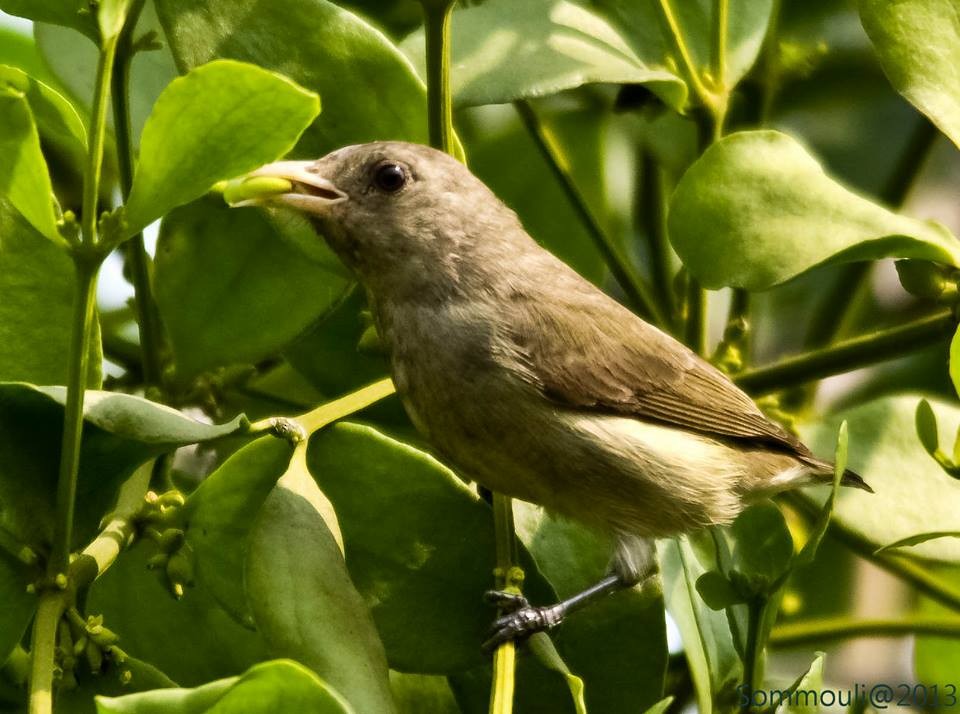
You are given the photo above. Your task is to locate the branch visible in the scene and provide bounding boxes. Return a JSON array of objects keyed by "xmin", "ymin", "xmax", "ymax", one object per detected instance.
[
  {"xmin": 515, "ymin": 100, "xmax": 669, "ymax": 329},
  {"xmin": 734, "ymin": 308, "xmax": 955, "ymax": 394},
  {"xmin": 772, "ymin": 616, "xmax": 960, "ymax": 648},
  {"xmin": 111, "ymin": 0, "xmax": 165, "ymax": 391}
]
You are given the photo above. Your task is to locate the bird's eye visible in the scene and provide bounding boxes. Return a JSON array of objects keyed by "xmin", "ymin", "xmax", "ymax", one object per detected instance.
[{"xmin": 374, "ymin": 163, "xmax": 407, "ymax": 193}]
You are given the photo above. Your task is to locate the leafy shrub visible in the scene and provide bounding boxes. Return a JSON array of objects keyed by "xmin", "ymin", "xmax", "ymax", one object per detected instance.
[{"xmin": 1, "ymin": 0, "xmax": 960, "ymax": 712}]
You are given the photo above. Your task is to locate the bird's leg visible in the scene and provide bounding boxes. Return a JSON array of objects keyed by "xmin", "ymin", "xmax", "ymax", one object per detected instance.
[{"xmin": 482, "ymin": 535, "xmax": 654, "ymax": 652}]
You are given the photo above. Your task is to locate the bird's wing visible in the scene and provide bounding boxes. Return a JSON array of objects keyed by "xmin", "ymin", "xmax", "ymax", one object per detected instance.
[{"xmin": 505, "ymin": 290, "xmax": 812, "ymax": 457}]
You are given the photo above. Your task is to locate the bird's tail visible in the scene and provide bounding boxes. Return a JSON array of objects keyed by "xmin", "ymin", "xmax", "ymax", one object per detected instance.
[
  {"xmin": 798, "ymin": 454, "xmax": 874, "ymax": 493},
  {"xmin": 838, "ymin": 468, "xmax": 873, "ymax": 493}
]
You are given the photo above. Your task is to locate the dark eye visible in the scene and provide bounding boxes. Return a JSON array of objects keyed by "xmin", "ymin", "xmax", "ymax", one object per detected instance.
[{"xmin": 374, "ymin": 163, "xmax": 407, "ymax": 192}]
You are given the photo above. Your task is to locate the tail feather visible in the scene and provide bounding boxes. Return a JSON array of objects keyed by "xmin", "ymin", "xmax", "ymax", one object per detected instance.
[{"xmin": 840, "ymin": 468, "xmax": 873, "ymax": 493}]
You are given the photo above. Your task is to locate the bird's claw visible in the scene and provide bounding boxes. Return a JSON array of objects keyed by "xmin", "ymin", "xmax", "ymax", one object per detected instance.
[
  {"xmin": 482, "ymin": 589, "xmax": 528, "ymax": 611},
  {"xmin": 481, "ymin": 591, "xmax": 565, "ymax": 652}
]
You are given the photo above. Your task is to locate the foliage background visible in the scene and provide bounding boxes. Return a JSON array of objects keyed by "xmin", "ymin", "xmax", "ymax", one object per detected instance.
[{"xmin": 3, "ymin": 0, "xmax": 960, "ymax": 712}]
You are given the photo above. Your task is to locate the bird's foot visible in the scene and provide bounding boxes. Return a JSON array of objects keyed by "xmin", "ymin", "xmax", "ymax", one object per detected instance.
[{"xmin": 481, "ymin": 590, "xmax": 565, "ymax": 652}]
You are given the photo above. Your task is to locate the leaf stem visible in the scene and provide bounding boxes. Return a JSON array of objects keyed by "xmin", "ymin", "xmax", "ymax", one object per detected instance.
[
  {"xmin": 734, "ymin": 308, "xmax": 956, "ymax": 394},
  {"xmin": 423, "ymin": 1, "xmax": 455, "ymax": 154},
  {"xmin": 489, "ymin": 494, "xmax": 518, "ymax": 714},
  {"xmin": 638, "ymin": 149, "xmax": 676, "ymax": 324},
  {"xmin": 111, "ymin": 0, "xmax": 165, "ymax": 390},
  {"xmin": 515, "ymin": 99, "xmax": 668, "ymax": 329},
  {"xmin": 771, "ymin": 616, "xmax": 960, "ymax": 648}
]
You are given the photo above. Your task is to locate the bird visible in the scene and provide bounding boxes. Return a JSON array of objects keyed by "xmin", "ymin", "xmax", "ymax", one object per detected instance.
[{"xmin": 224, "ymin": 141, "xmax": 870, "ymax": 649}]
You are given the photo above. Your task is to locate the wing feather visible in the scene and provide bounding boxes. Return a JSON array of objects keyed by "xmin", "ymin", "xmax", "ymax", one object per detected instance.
[{"xmin": 505, "ymin": 290, "xmax": 813, "ymax": 459}]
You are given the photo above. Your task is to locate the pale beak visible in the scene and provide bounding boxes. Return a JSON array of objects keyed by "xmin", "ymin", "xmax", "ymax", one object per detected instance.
[{"xmin": 221, "ymin": 160, "xmax": 348, "ymax": 212}]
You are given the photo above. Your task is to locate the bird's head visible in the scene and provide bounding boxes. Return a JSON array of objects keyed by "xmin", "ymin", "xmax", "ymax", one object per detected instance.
[{"xmin": 224, "ymin": 141, "xmax": 528, "ymax": 300}]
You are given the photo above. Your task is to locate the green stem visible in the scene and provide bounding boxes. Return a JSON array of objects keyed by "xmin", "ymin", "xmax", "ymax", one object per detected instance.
[
  {"xmin": 803, "ymin": 117, "xmax": 938, "ymax": 350},
  {"xmin": 111, "ymin": 0, "xmax": 164, "ymax": 390},
  {"xmin": 712, "ymin": 0, "xmax": 728, "ymax": 90},
  {"xmin": 489, "ymin": 494, "xmax": 518, "ymax": 714},
  {"xmin": 27, "ymin": 593, "xmax": 65, "ymax": 714},
  {"xmin": 48, "ymin": 261, "xmax": 99, "ymax": 578},
  {"xmin": 771, "ymin": 616, "xmax": 960, "ymax": 648},
  {"xmin": 31, "ymin": 26, "xmax": 120, "ymax": 714},
  {"xmin": 740, "ymin": 598, "xmax": 764, "ymax": 711},
  {"xmin": 79, "ymin": 36, "xmax": 117, "ymax": 248},
  {"xmin": 757, "ymin": 0, "xmax": 782, "ymax": 125},
  {"xmin": 423, "ymin": 2, "xmax": 455, "ymax": 153},
  {"xmin": 685, "ymin": 279, "xmax": 708, "ymax": 356},
  {"xmin": 785, "ymin": 492, "xmax": 960, "ymax": 613},
  {"xmin": 734, "ymin": 308, "xmax": 955, "ymax": 394},
  {"xmin": 515, "ymin": 100, "xmax": 668, "ymax": 329},
  {"xmin": 657, "ymin": 0, "xmax": 718, "ymax": 114},
  {"xmin": 638, "ymin": 149, "xmax": 676, "ymax": 324}
]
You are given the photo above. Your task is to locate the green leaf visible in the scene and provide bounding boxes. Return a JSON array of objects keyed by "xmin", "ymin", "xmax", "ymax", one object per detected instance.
[
  {"xmin": 597, "ymin": 0, "xmax": 775, "ymax": 96},
  {"xmin": 949, "ymin": 327, "xmax": 960, "ymax": 401},
  {"xmin": 95, "ymin": 660, "xmax": 355, "ymax": 714},
  {"xmin": 389, "ymin": 672, "xmax": 460, "ymax": 714},
  {"xmin": 915, "ymin": 566, "xmax": 960, "ymax": 690},
  {"xmin": 668, "ymin": 130, "xmax": 960, "ymax": 290},
  {"xmin": 0, "ymin": 552, "xmax": 35, "ymax": 667},
  {"xmin": 793, "ymin": 423, "xmax": 847, "ymax": 570},
  {"xmin": 246, "ymin": 445, "xmax": 394, "ymax": 714},
  {"xmin": 776, "ymin": 653, "xmax": 824, "ymax": 714},
  {"xmin": 402, "ymin": 0, "xmax": 685, "ymax": 110},
  {"xmin": 88, "ymin": 541, "xmax": 268, "ymax": 687},
  {"xmin": 154, "ymin": 198, "xmax": 349, "ymax": 380},
  {"xmin": 0, "ymin": 200, "xmax": 102, "ymax": 386},
  {"xmin": 155, "ymin": 0, "xmax": 433, "ymax": 158},
  {"xmin": 182, "ymin": 437, "xmax": 295, "ymax": 627},
  {"xmin": 285, "ymin": 287, "xmax": 388, "ymax": 394},
  {"xmin": 728, "ymin": 502, "xmax": 794, "ymax": 591},
  {"xmin": 58, "ymin": 654, "xmax": 178, "ymax": 712},
  {"xmin": 0, "ymin": 382, "xmax": 245, "ymax": 551},
  {"xmin": 876, "ymin": 531, "xmax": 960, "ymax": 554},
  {"xmin": 515, "ymin": 504, "xmax": 668, "ymax": 714},
  {"xmin": 124, "ymin": 59, "xmax": 320, "ymax": 237},
  {"xmin": 799, "ymin": 395, "xmax": 960, "ymax": 563},
  {"xmin": 527, "ymin": 635, "xmax": 587, "ymax": 714},
  {"xmin": 0, "ymin": 89, "xmax": 61, "ymax": 244},
  {"xmin": 917, "ymin": 398, "xmax": 941, "ymax": 454},
  {"xmin": 658, "ymin": 536, "xmax": 742, "ymax": 714},
  {"xmin": 0, "ymin": 0, "xmax": 97, "ymax": 40},
  {"xmin": 696, "ymin": 571, "xmax": 745, "ymax": 611},
  {"xmin": 859, "ymin": 0, "xmax": 960, "ymax": 150},
  {"xmin": 0, "ymin": 64, "xmax": 85, "ymax": 153},
  {"xmin": 306, "ymin": 422, "xmax": 555, "ymax": 674},
  {"xmin": 0, "ymin": 27, "xmax": 60, "ymax": 86},
  {"xmin": 642, "ymin": 697, "xmax": 674, "ymax": 714}
]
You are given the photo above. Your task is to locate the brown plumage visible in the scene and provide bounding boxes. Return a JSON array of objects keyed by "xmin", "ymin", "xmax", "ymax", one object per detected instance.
[{"xmin": 230, "ymin": 142, "xmax": 870, "ymax": 623}]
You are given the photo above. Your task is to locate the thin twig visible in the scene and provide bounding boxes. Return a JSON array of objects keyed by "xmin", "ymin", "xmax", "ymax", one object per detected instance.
[{"xmin": 515, "ymin": 100, "xmax": 668, "ymax": 328}]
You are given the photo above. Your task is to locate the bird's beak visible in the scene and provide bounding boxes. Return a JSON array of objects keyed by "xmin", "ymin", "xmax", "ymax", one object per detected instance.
[{"xmin": 221, "ymin": 160, "xmax": 348, "ymax": 212}]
